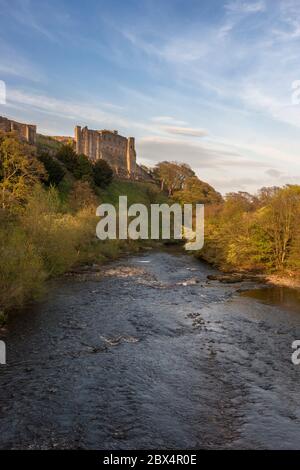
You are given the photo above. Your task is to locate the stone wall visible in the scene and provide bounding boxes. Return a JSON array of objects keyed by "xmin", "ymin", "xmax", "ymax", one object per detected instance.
[
  {"xmin": 75, "ymin": 126, "xmax": 136, "ymax": 177},
  {"xmin": 0, "ymin": 116, "xmax": 36, "ymax": 144}
]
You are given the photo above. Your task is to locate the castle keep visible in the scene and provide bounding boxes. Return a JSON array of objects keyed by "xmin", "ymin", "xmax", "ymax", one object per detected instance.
[
  {"xmin": 0, "ymin": 116, "xmax": 36, "ymax": 145},
  {"xmin": 75, "ymin": 126, "xmax": 136, "ymax": 177}
]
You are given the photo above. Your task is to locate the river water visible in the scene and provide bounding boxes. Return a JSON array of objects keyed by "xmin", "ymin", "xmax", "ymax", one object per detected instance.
[{"xmin": 0, "ymin": 249, "xmax": 300, "ymax": 449}]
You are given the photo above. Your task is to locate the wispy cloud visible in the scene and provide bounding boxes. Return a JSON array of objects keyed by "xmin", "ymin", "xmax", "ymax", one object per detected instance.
[
  {"xmin": 4, "ymin": 87, "xmax": 158, "ymax": 136},
  {"xmin": 265, "ymin": 168, "xmax": 283, "ymax": 178},
  {"xmin": 0, "ymin": 0, "xmax": 72, "ymax": 42},
  {"xmin": 160, "ymin": 126, "xmax": 208, "ymax": 138},
  {"xmin": 151, "ymin": 116, "xmax": 187, "ymax": 125},
  {"xmin": 0, "ymin": 42, "xmax": 43, "ymax": 82},
  {"xmin": 225, "ymin": 0, "xmax": 266, "ymax": 14}
]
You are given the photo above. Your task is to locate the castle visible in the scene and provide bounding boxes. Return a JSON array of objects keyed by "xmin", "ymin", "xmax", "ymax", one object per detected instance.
[
  {"xmin": 0, "ymin": 116, "xmax": 36, "ymax": 145},
  {"xmin": 75, "ymin": 126, "xmax": 136, "ymax": 177},
  {"xmin": 0, "ymin": 115, "xmax": 149, "ymax": 180}
]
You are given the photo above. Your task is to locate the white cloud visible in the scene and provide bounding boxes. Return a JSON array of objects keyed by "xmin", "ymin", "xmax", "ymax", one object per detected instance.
[
  {"xmin": 265, "ymin": 168, "xmax": 283, "ymax": 178},
  {"xmin": 225, "ymin": 0, "xmax": 266, "ymax": 14},
  {"xmin": 151, "ymin": 116, "xmax": 187, "ymax": 125},
  {"xmin": 4, "ymin": 87, "xmax": 158, "ymax": 136},
  {"xmin": 160, "ymin": 126, "xmax": 208, "ymax": 137},
  {"xmin": 139, "ymin": 135, "xmax": 266, "ymax": 168}
]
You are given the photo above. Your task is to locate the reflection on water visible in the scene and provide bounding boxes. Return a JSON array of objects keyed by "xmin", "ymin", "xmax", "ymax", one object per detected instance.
[{"xmin": 242, "ymin": 286, "xmax": 300, "ymax": 312}]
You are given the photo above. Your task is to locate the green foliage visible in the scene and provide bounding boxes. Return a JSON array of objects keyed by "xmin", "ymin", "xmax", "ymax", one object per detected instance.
[
  {"xmin": 199, "ymin": 185, "xmax": 300, "ymax": 275},
  {"xmin": 36, "ymin": 134, "xmax": 63, "ymax": 155},
  {"xmin": 97, "ymin": 180, "xmax": 166, "ymax": 206},
  {"xmin": 20, "ymin": 185, "xmax": 94, "ymax": 276},
  {"xmin": 38, "ymin": 152, "xmax": 65, "ymax": 186},
  {"xmin": 68, "ymin": 180, "xmax": 99, "ymax": 212},
  {"xmin": 0, "ymin": 131, "xmax": 45, "ymax": 209},
  {"xmin": 73, "ymin": 153, "xmax": 93, "ymax": 181},
  {"xmin": 55, "ymin": 144, "xmax": 78, "ymax": 173},
  {"xmin": 154, "ymin": 161, "xmax": 195, "ymax": 196},
  {"xmin": 93, "ymin": 159, "xmax": 113, "ymax": 188},
  {"xmin": 55, "ymin": 145, "xmax": 94, "ymax": 182},
  {"xmin": 0, "ymin": 224, "xmax": 46, "ymax": 312},
  {"xmin": 174, "ymin": 176, "xmax": 223, "ymax": 205}
]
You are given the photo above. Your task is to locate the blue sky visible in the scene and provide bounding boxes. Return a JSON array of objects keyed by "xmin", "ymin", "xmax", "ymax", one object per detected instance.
[{"xmin": 1, "ymin": 0, "xmax": 300, "ymax": 193}]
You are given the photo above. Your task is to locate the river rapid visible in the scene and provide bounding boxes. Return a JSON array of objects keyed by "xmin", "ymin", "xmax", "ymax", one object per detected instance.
[{"xmin": 0, "ymin": 249, "xmax": 300, "ymax": 449}]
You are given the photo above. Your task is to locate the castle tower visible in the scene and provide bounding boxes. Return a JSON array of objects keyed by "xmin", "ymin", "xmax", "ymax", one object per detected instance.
[
  {"xmin": 25, "ymin": 124, "xmax": 36, "ymax": 145},
  {"xmin": 126, "ymin": 137, "xmax": 136, "ymax": 176},
  {"xmin": 84, "ymin": 128, "xmax": 90, "ymax": 157},
  {"xmin": 75, "ymin": 126, "xmax": 82, "ymax": 154},
  {"xmin": 96, "ymin": 133, "xmax": 101, "ymax": 160}
]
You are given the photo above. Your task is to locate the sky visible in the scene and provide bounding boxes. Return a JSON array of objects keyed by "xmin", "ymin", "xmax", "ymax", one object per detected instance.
[{"xmin": 1, "ymin": 0, "xmax": 300, "ymax": 194}]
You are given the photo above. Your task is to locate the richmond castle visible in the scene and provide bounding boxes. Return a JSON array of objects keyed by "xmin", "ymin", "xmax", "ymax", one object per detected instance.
[
  {"xmin": 75, "ymin": 126, "xmax": 137, "ymax": 178},
  {"xmin": 0, "ymin": 116, "xmax": 147, "ymax": 179}
]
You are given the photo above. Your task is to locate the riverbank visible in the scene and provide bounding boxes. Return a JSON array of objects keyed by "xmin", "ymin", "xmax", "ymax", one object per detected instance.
[
  {"xmin": 266, "ymin": 273, "xmax": 300, "ymax": 289},
  {"xmin": 204, "ymin": 271, "xmax": 300, "ymax": 290}
]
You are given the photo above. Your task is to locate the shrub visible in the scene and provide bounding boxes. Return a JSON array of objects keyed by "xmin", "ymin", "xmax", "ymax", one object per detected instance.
[
  {"xmin": 73, "ymin": 153, "xmax": 93, "ymax": 181},
  {"xmin": 38, "ymin": 152, "xmax": 65, "ymax": 186},
  {"xmin": 93, "ymin": 159, "xmax": 113, "ymax": 188},
  {"xmin": 55, "ymin": 144, "xmax": 78, "ymax": 173},
  {"xmin": 0, "ymin": 131, "xmax": 45, "ymax": 209},
  {"xmin": 0, "ymin": 225, "xmax": 46, "ymax": 312},
  {"xmin": 67, "ymin": 180, "xmax": 99, "ymax": 212}
]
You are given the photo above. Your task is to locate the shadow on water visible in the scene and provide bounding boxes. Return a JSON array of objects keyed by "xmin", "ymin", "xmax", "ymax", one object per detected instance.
[{"xmin": 242, "ymin": 286, "xmax": 300, "ymax": 313}]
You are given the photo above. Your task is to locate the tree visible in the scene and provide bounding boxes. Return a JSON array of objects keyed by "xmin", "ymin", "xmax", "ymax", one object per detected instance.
[
  {"xmin": 73, "ymin": 154, "xmax": 93, "ymax": 181},
  {"xmin": 155, "ymin": 161, "xmax": 195, "ymax": 196},
  {"xmin": 55, "ymin": 144, "xmax": 78, "ymax": 173},
  {"xmin": 38, "ymin": 152, "xmax": 65, "ymax": 186},
  {"xmin": 257, "ymin": 186, "xmax": 280, "ymax": 207},
  {"xmin": 93, "ymin": 159, "xmax": 113, "ymax": 188},
  {"xmin": 174, "ymin": 176, "xmax": 223, "ymax": 205},
  {"xmin": 55, "ymin": 145, "xmax": 93, "ymax": 181},
  {"xmin": 0, "ymin": 131, "xmax": 45, "ymax": 209},
  {"xmin": 224, "ymin": 192, "xmax": 258, "ymax": 214},
  {"xmin": 261, "ymin": 185, "xmax": 300, "ymax": 269}
]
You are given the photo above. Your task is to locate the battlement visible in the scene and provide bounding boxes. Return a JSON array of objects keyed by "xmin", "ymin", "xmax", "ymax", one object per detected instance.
[
  {"xmin": 75, "ymin": 126, "xmax": 136, "ymax": 177},
  {"xmin": 0, "ymin": 116, "xmax": 36, "ymax": 145}
]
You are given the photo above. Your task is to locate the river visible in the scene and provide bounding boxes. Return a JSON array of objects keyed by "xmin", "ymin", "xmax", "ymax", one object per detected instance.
[{"xmin": 0, "ymin": 249, "xmax": 300, "ymax": 449}]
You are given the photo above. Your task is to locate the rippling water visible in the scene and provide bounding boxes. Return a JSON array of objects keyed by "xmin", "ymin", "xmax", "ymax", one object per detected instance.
[{"xmin": 0, "ymin": 250, "xmax": 300, "ymax": 449}]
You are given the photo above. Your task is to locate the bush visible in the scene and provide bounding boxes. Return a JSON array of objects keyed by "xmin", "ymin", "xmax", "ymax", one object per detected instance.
[
  {"xmin": 55, "ymin": 145, "xmax": 93, "ymax": 181},
  {"xmin": 68, "ymin": 180, "xmax": 99, "ymax": 212},
  {"xmin": 73, "ymin": 153, "xmax": 93, "ymax": 181},
  {"xmin": 55, "ymin": 144, "xmax": 78, "ymax": 172},
  {"xmin": 93, "ymin": 159, "xmax": 113, "ymax": 188},
  {"xmin": 0, "ymin": 225, "xmax": 46, "ymax": 312},
  {"xmin": 0, "ymin": 131, "xmax": 45, "ymax": 209},
  {"xmin": 20, "ymin": 185, "xmax": 90, "ymax": 275},
  {"xmin": 38, "ymin": 152, "xmax": 65, "ymax": 186}
]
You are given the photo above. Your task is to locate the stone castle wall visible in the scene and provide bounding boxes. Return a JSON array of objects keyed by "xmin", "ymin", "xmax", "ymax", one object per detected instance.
[
  {"xmin": 75, "ymin": 126, "xmax": 136, "ymax": 177},
  {"xmin": 0, "ymin": 116, "xmax": 36, "ymax": 145}
]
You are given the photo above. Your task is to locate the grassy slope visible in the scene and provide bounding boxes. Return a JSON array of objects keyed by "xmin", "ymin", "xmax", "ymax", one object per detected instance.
[{"xmin": 97, "ymin": 179, "xmax": 167, "ymax": 206}]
